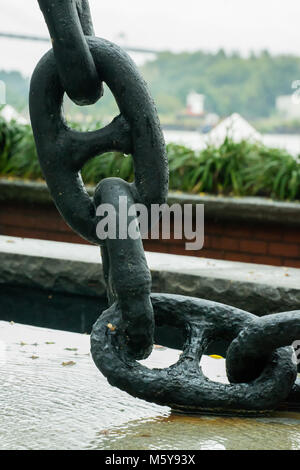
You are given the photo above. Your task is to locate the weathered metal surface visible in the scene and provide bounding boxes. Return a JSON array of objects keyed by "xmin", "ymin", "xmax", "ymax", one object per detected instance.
[
  {"xmin": 30, "ymin": 38, "xmax": 168, "ymax": 245},
  {"xmin": 91, "ymin": 294, "xmax": 300, "ymax": 414},
  {"xmin": 37, "ymin": 0, "xmax": 101, "ymax": 105},
  {"xmin": 30, "ymin": 2, "xmax": 168, "ymax": 359},
  {"xmin": 29, "ymin": 0, "xmax": 300, "ymax": 415}
]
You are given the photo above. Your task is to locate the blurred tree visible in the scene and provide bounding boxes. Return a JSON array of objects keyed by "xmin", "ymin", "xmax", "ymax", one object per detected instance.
[{"xmin": 3, "ymin": 49, "xmax": 300, "ymax": 120}]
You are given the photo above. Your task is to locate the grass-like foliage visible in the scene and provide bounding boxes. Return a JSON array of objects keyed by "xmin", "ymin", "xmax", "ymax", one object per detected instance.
[{"xmin": 0, "ymin": 117, "xmax": 300, "ymax": 202}]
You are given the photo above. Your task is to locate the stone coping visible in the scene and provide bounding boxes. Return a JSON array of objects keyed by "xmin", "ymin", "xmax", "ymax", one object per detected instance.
[
  {"xmin": 1, "ymin": 177, "xmax": 300, "ymax": 226},
  {"xmin": 1, "ymin": 235, "xmax": 300, "ymax": 316}
]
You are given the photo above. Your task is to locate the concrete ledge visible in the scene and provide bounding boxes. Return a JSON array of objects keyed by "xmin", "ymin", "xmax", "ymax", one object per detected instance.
[
  {"xmin": 0, "ymin": 178, "xmax": 53, "ymax": 205},
  {"xmin": 1, "ymin": 177, "xmax": 300, "ymax": 226},
  {"xmin": 168, "ymin": 192, "xmax": 300, "ymax": 226},
  {"xmin": 1, "ymin": 236, "xmax": 300, "ymax": 315}
]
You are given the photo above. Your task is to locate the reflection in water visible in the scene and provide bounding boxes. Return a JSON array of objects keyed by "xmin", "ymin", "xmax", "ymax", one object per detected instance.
[
  {"xmin": 1, "ymin": 321, "xmax": 300, "ymax": 450},
  {"xmin": 92, "ymin": 413, "xmax": 300, "ymax": 450}
]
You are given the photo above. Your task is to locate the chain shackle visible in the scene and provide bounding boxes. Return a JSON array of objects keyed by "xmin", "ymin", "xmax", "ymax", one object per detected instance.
[
  {"xmin": 37, "ymin": 0, "xmax": 102, "ymax": 105},
  {"xmin": 91, "ymin": 295, "xmax": 300, "ymax": 415}
]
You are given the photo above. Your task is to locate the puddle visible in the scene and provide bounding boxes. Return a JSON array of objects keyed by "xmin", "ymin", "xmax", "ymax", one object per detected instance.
[{"xmin": 0, "ymin": 321, "xmax": 299, "ymax": 450}]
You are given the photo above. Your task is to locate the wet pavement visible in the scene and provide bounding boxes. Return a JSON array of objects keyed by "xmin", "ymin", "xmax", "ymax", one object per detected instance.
[{"xmin": 0, "ymin": 321, "xmax": 299, "ymax": 450}]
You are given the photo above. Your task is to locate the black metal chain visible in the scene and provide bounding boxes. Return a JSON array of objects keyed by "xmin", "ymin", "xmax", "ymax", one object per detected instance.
[
  {"xmin": 31, "ymin": 0, "xmax": 168, "ymax": 360},
  {"xmin": 91, "ymin": 295, "xmax": 300, "ymax": 414},
  {"xmin": 37, "ymin": 0, "xmax": 101, "ymax": 105},
  {"xmin": 30, "ymin": 0, "xmax": 300, "ymax": 415}
]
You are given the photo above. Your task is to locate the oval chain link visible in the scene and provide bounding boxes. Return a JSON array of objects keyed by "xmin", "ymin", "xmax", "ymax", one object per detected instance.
[
  {"xmin": 31, "ymin": 0, "xmax": 300, "ymax": 414},
  {"xmin": 38, "ymin": 0, "xmax": 102, "ymax": 105}
]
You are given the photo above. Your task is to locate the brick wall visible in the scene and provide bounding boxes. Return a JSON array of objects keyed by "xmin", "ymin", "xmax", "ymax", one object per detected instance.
[{"xmin": 1, "ymin": 200, "xmax": 300, "ymax": 268}]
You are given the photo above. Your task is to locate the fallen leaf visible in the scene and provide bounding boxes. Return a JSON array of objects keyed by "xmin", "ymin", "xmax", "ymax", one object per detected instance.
[{"xmin": 61, "ymin": 361, "xmax": 76, "ymax": 367}]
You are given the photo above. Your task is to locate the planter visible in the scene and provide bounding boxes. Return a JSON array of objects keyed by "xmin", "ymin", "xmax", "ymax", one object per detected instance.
[{"xmin": 0, "ymin": 177, "xmax": 300, "ymax": 268}]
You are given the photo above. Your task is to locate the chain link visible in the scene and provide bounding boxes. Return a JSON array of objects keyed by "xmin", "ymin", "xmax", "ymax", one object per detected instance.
[
  {"xmin": 91, "ymin": 295, "xmax": 300, "ymax": 414},
  {"xmin": 30, "ymin": 6, "xmax": 168, "ymax": 358},
  {"xmin": 31, "ymin": 0, "xmax": 300, "ymax": 414},
  {"xmin": 37, "ymin": 0, "xmax": 102, "ymax": 105}
]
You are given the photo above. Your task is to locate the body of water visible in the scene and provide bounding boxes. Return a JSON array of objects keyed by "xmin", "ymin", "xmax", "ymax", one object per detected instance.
[{"xmin": 164, "ymin": 129, "xmax": 300, "ymax": 156}]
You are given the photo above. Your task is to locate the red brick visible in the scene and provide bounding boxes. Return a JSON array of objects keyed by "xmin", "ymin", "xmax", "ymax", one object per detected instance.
[
  {"xmin": 211, "ymin": 236, "xmax": 240, "ymax": 251},
  {"xmin": 282, "ymin": 231, "xmax": 300, "ymax": 243},
  {"xmin": 198, "ymin": 249, "xmax": 225, "ymax": 260},
  {"xmin": 204, "ymin": 222, "xmax": 225, "ymax": 235},
  {"xmin": 252, "ymin": 226, "xmax": 282, "ymax": 242},
  {"xmin": 230, "ymin": 226, "xmax": 253, "ymax": 238},
  {"xmin": 1, "ymin": 206, "xmax": 69, "ymax": 233},
  {"xmin": 2, "ymin": 200, "xmax": 300, "ymax": 269},
  {"xmin": 143, "ymin": 241, "xmax": 170, "ymax": 253},
  {"xmin": 2, "ymin": 226, "xmax": 86, "ymax": 244},
  {"xmin": 251, "ymin": 255, "xmax": 282, "ymax": 267},
  {"xmin": 163, "ymin": 247, "xmax": 224, "ymax": 259},
  {"xmin": 283, "ymin": 259, "xmax": 300, "ymax": 268},
  {"xmin": 224, "ymin": 252, "xmax": 253, "ymax": 263},
  {"xmin": 203, "ymin": 235, "xmax": 211, "ymax": 248},
  {"xmin": 205, "ymin": 222, "xmax": 252, "ymax": 238},
  {"xmin": 268, "ymin": 242, "xmax": 299, "ymax": 258},
  {"xmin": 239, "ymin": 239, "xmax": 267, "ymax": 254},
  {"xmin": 159, "ymin": 244, "xmax": 187, "ymax": 256}
]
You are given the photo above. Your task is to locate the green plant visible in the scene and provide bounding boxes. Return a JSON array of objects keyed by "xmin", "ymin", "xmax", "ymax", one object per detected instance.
[
  {"xmin": 0, "ymin": 117, "xmax": 31, "ymax": 175},
  {"xmin": 0, "ymin": 119, "xmax": 300, "ymax": 202},
  {"xmin": 81, "ymin": 152, "xmax": 134, "ymax": 185},
  {"xmin": 0, "ymin": 122, "xmax": 40, "ymax": 179},
  {"xmin": 242, "ymin": 146, "xmax": 300, "ymax": 200}
]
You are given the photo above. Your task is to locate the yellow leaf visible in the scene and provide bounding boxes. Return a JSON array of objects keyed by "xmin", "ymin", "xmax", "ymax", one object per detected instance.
[{"xmin": 107, "ymin": 323, "xmax": 116, "ymax": 332}]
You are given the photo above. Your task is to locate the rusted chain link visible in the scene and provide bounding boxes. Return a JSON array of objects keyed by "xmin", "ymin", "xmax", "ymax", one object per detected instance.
[{"xmin": 31, "ymin": 0, "xmax": 300, "ymax": 414}]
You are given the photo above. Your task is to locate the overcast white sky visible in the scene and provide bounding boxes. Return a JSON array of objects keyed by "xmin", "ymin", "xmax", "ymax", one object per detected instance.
[{"xmin": 0, "ymin": 0, "xmax": 299, "ymax": 76}]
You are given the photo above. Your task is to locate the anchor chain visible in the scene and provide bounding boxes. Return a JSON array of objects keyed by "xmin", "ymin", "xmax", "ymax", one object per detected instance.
[
  {"xmin": 30, "ymin": 0, "xmax": 300, "ymax": 415},
  {"xmin": 37, "ymin": 0, "xmax": 101, "ymax": 105}
]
